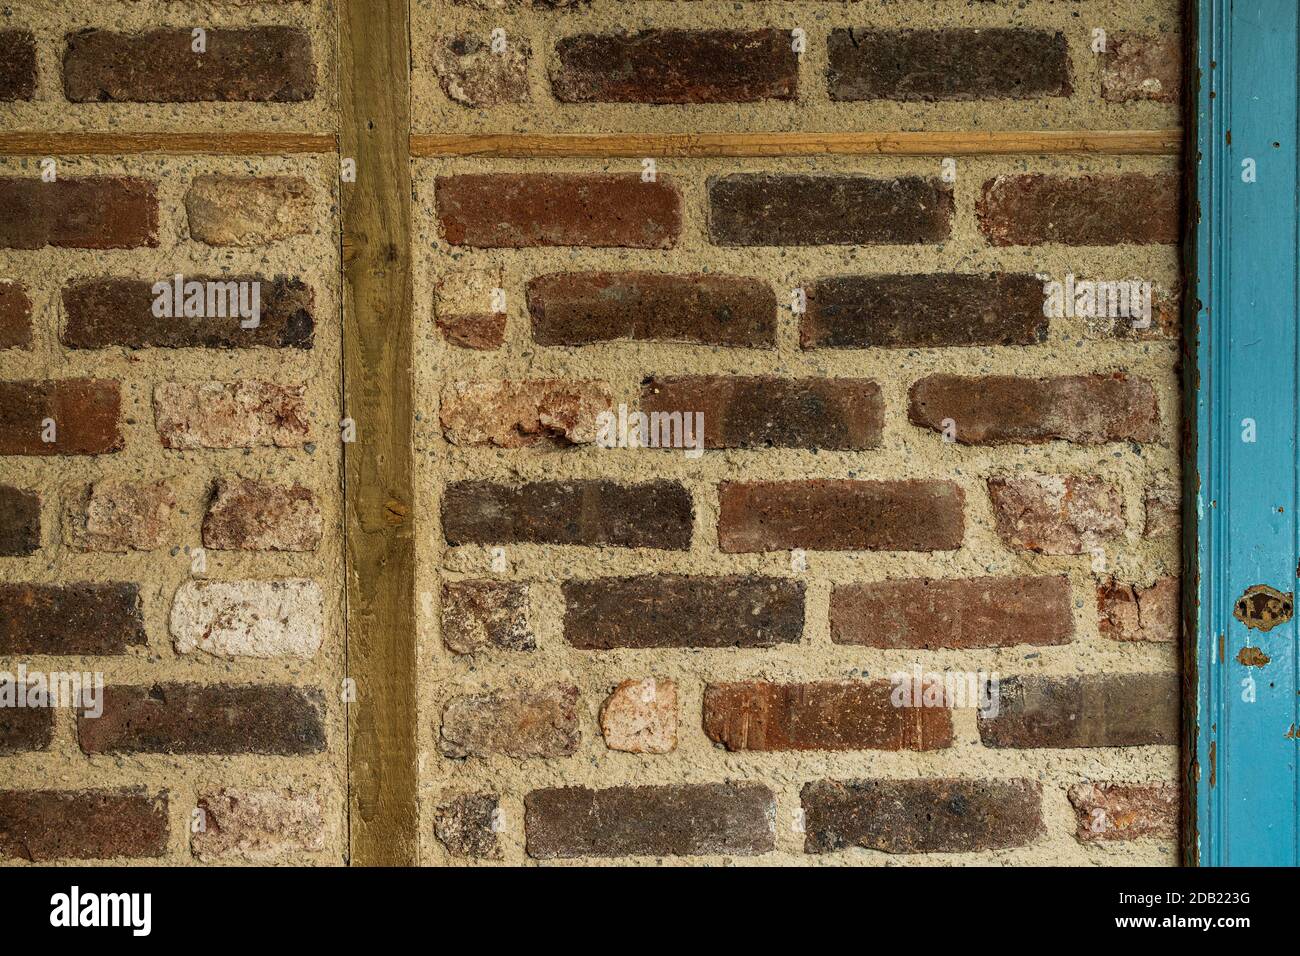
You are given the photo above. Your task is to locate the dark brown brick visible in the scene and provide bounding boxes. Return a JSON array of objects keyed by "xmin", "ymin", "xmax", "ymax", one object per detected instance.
[
  {"xmin": 802, "ymin": 779, "xmax": 1044, "ymax": 854},
  {"xmin": 831, "ymin": 576, "xmax": 1074, "ymax": 649},
  {"xmin": 0, "ymin": 709, "xmax": 53, "ymax": 754},
  {"xmin": 908, "ymin": 373, "xmax": 1160, "ymax": 444},
  {"xmin": 0, "ymin": 379, "xmax": 123, "ymax": 455},
  {"xmin": 528, "ymin": 272, "xmax": 776, "ymax": 347},
  {"xmin": 552, "ymin": 29, "xmax": 797, "ymax": 104},
  {"xmin": 703, "ymin": 680, "xmax": 953, "ymax": 752},
  {"xmin": 78, "ymin": 684, "xmax": 326, "ymax": 755},
  {"xmin": 564, "ymin": 575, "xmax": 803, "ymax": 649},
  {"xmin": 438, "ymin": 174, "xmax": 681, "ymax": 248},
  {"xmin": 978, "ymin": 173, "xmax": 1179, "ymax": 246},
  {"xmin": 62, "ymin": 276, "xmax": 314, "ymax": 349},
  {"xmin": 978, "ymin": 674, "xmax": 1178, "ymax": 748},
  {"xmin": 719, "ymin": 480, "xmax": 964, "ymax": 552},
  {"xmin": 0, "ymin": 789, "xmax": 168, "ymax": 861},
  {"xmin": 525, "ymin": 783, "xmax": 776, "ymax": 858},
  {"xmin": 442, "ymin": 480, "xmax": 693, "ymax": 549},
  {"xmin": 641, "ymin": 376, "xmax": 882, "ymax": 450},
  {"xmin": 63, "ymin": 27, "xmax": 316, "ymax": 102},
  {"xmin": 0, "ymin": 486, "xmax": 40, "ymax": 556},
  {"xmin": 0, "ymin": 30, "xmax": 36, "ymax": 101},
  {"xmin": 709, "ymin": 175, "xmax": 953, "ymax": 246},
  {"xmin": 0, "ymin": 178, "xmax": 158, "ymax": 250},
  {"xmin": 802, "ymin": 273, "xmax": 1047, "ymax": 349},
  {"xmin": 828, "ymin": 28, "xmax": 1070, "ymax": 101},
  {"xmin": 0, "ymin": 583, "xmax": 145, "ymax": 654},
  {"xmin": 0, "ymin": 282, "xmax": 32, "ymax": 349}
]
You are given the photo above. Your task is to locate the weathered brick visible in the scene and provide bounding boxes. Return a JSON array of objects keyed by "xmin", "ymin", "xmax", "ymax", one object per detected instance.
[
  {"xmin": 202, "ymin": 478, "xmax": 322, "ymax": 551},
  {"xmin": 435, "ymin": 270, "xmax": 506, "ymax": 349},
  {"xmin": 528, "ymin": 272, "xmax": 776, "ymax": 347},
  {"xmin": 802, "ymin": 779, "xmax": 1043, "ymax": 854},
  {"xmin": 62, "ymin": 276, "xmax": 314, "ymax": 349},
  {"xmin": 0, "ymin": 790, "xmax": 168, "ymax": 861},
  {"xmin": 1101, "ymin": 34, "xmax": 1181, "ymax": 103},
  {"xmin": 434, "ymin": 792, "xmax": 502, "ymax": 859},
  {"xmin": 525, "ymin": 783, "xmax": 775, "ymax": 858},
  {"xmin": 719, "ymin": 480, "xmax": 964, "ymax": 552},
  {"xmin": 191, "ymin": 788, "xmax": 325, "ymax": 862},
  {"xmin": 978, "ymin": 674, "xmax": 1178, "ymax": 748},
  {"xmin": 0, "ymin": 177, "xmax": 157, "ymax": 250},
  {"xmin": 154, "ymin": 380, "xmax": 309, "ymax": 449},
  {"xmin": 63, "ymin": 27, "xmax": 316, "ymax": 102},
  {"xmin": 0, "ymin": 486, "xmax": 40, "ymax": 556},
  {"xmin": 442, "ymin": 580, "xmax": 534, "ymax": 654},
  {"xmin": 803, "ymin": 273, "xmax": 1046, "ymax": 349},
  {"xmin": 0, "ymin": 281, "xmax": 31, "ymax": 349},
  {"xmin": 438, "ymin": 312, "xmax": 506, "ymax": 349},
  {"xmin": 552, "ymin": 29, "xmax": 797, "ymax": 104},
  {"xmin": 831, "ymin": 576, "xmax": 1074, "ymax": 649},
  {"xmin": 0, "ymin": 583, "xmax": 145, "ymax": 654},
  {"xmin": 703, "ymin": 680, "xmax": 952, "ymax": 752},
  {"xmin": 601, "ymin": 678, "xmax": 677, "ymax": 754},
  {"xmin": 433, "ymin": 34, "xmax": 529, "ymax": 107},
  {"xmin": 1068, "ymin": 782, "xmax": 1178, "ymax": 843},
  {"xmin": 978, "ymin": 173, "xmax": 1179, "ymax": 246},
  {"xmin": 184, "ymin": 176, "xmax": 315, "ymax": 247},
  {"xmin": 171, "ymin": 579, "xmax": 323, "ymax": 659},
  {"xmin": 1097, "ymin": 576, "xmax": 1179, "ymax": 643},
  {"xmin": 563, "ymin": 575, "xmax": 803, "ymax": 649},
  {"xmin": 441, "ymin": 379, "xmax": 612, "ymax": 447},
  {"xmin": 65, "ymin": 480, "xmax": 176, "ymax": 552},
  {"xmin": 443, "ymin": 480, "xmax": 693, "ymax": 549},
  {"xmin": 828, "ymin": 28, "xmax": 1070, "ymax": 101},
  {"xmin": 1144, "ymin": 484, "xmax": 1179, "ymax": 538},
  {"xmin": 79, "ymin": 684, "xmax": 326, "ymax": 755},
  {"xmin": 909, "ymin": 374, "xmax": 1160, "ymax": 444},
  {"xmin": 709, "ymin": 175, "xmax": 953, "ymax": 246},
  {"xmin": 440, "ymin": 683, "xmax": 579, "ymax": 759},
  {"xmin": 438, "ymin": 174, "xmax": 681, "ymax": 248},
  {"xmin": 641, "ymin": 376, "xmax": 882, "ymax": 450},
  {"xmin": 0, "ymin": 379, "xmax": 122, "ymax": 455},
  {"xmin": 0, "ymin": 30, "xmax": 36, "ymax": 101},
  {"xmin": 988, "ymin": 474, "xmax": 1125, "ymax": 555},
  {"xmin": 0, "ymin": 709, "xmax": 54, "ymax": 754}
]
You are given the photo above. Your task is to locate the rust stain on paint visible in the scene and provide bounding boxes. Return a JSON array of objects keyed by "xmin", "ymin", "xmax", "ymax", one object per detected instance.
[
  {"xmin": 1236, "ymin": 646, "xmax": 1270, "ymax": 667},
  {"xmin": 1233, "ymin": 585, "xmax": 1294, "ymax": 632}
]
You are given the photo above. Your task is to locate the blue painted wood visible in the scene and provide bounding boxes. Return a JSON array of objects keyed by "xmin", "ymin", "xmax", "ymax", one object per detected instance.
[{"xmin": 1193, "ymin": 0, "xmax": 1300, "ymax": 866}]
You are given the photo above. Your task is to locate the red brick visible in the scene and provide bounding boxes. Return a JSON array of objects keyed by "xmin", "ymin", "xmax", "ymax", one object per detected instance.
[
  {"xmin": 703, "ymin": 680, "xmax": 953, "ymax": 752},
  {"xmin": 908, "ymin": 373, "xmax": 1160, "ymax": 444},
  {"xmin": 439, "ymin": 683, "xmax": 579, "ymax": 759},
  {"xmin": 601, "ymin": 678, "xmax": 677, "ymax": 754},
  {"xmin": 0, "ymin": 178, "xmax": 158, "ymax": 250},
  {"xmin": 719, "ymin": 480, "xmax": 963, "ymax": 552},
  {"xmin": 0, "ymin": 379, "xmax": 122, "ymax": 455},
  {"xmin": 1068, "ymin": 782, "xmax": 1178, "ymax": 843},
  {"xmin": 641, "ymin": 376, "xmax": 882, "ymax": 450},
  {"xmin": 525, "ymin": 783, "xmax": 775, "ymax": 858},
  {"xmin": 803, "ymin": 273, "xmax": 1046, "ymax": 349},
  {"xmin": 65, "ymin": 480, "xmax": 176, "ymax": 552},
  {"xmin": 709, "ymin": 175, "xmax": 953, "ymax": 246},
  {"xmin": 552, "ymin": 29, "xmax": 797, "ymax": 104},
  {"xmin": 978, "ymin": 674, "xmax": 1178, "ymax": 748},
  {"xmin": 0, "ymin": 583, "xmax": 145, "ymax": 654},
  {"xmin": 437, "ymin": 312, "xmax": 506, "ymax": 349},
  {"xmin": 1097, "ymin": 576, "xmax": 1179, "ymax": 643},
  {"xmin": 63, "ymin": 27, "xmax": 316, "ymax": 102},
  {"xmin": 978, "ymin": 173, "xmax": 1179, "ymax": 246},
  {"xmin": 0, "ymin": 282, "xmax": 31, "ymax": 349},
  {"xmin": 437, "ymin": 174, "xmax": 681, "ymax": 248},
  {"xmin": 443, "ymin": 480, "xmax": 693, "ymax": 549},
  {"xmin": 802, "ymin": 779, "xmax": 1043, "ymax": 854},
  {"xmin": 1101, "ymin": 34, "xmax": 1181, "ymax": 104},
  {"xmin": 563, "ymin": 575, "xmax": 803, "ymax": 649},
  {"xmin": 0, "ymin": 485, "xmax": 40, "ymax": 556},
  {"xmin": 828, "ymin": 29, "xmax": 1070, "ymax": 101},
  {"xmin": 0, "ymin": 31, "xmax": 36, "ymax": 101},
  {"xmin": 0, "ymin": 789, "xmax": 168, "ymax": 861},
  {"xmin": 202, "ymin": 478, "xmax": 322, "ymax": 551},
  {"xmin": 154, "ymin": 380, "xmax": 309, "ymax": 449},
  {"xmin": 528, "ymin": 272, "xmax": 776, "ymax": 347},
  {"xmin": 988, "ymin": 474, "xmax": 1125, "ymax": 555},
  {"xmin": 62, "ymin": 276, "xmax": 314, "ymax": 349},
  {"xmin": 0, "ymin": 709, "xmax": 53, "ymax": 754},
  {"xmin": 78, "ymin": 684, "xmax": 327, "ymax": 755},
  {"xmin": 440, "ymin": 379, "xmax": 612, "ymax": 447},
  {"xmin": 830, "ymin": 576, "xmax": 1074, "ymax": 649}
]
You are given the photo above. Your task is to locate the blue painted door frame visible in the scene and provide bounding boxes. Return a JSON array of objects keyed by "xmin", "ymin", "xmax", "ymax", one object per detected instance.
[{"xmin": 1190, "ymin": 0, "xmax": 1300, "ymax": 865}]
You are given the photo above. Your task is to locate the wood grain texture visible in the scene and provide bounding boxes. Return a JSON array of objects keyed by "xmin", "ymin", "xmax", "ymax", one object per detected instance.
[
  {"xmin": 0, "ymin": 132, "xmax": 335, "ymax": 155},
  {"xmin": 340, "ymin": 0, "xmax": 418, "ymax": 866}
]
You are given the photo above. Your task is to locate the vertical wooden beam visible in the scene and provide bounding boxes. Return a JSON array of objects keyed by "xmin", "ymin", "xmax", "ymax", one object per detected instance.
[{"xmin": 339, "ymin": 0, "xmax": 418, "ymax": 865}]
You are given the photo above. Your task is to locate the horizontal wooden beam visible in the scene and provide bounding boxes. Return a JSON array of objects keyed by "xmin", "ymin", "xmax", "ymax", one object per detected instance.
[
  {"xmin": 0, "ymin": 132, "xmax": 336, "ymax": 155},
  {"xmin": 411, "ymin": 129, "xmax": 1181, "ymax": 158}
]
